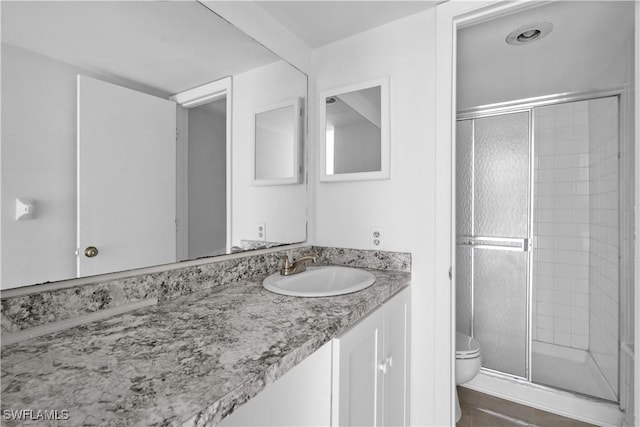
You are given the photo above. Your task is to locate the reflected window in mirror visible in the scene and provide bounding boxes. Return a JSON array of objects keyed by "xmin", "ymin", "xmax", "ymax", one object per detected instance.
[
  {"xmin": 320, "ymin": 77, "xmax": 389, "ymax": 182},
  {"xmin": 253, "ymin": 98, "xmax": 301, "ymax": 185}
]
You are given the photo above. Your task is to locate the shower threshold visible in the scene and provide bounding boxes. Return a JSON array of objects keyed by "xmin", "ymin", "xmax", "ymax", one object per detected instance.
[{"xmin": 531, "ymin": 340, "xmax": 617, "ymax": 402}]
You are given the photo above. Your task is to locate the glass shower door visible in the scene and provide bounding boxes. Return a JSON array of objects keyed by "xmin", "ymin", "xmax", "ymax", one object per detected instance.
[{"xmin": 456, "ymin": 111, "xmax": 532, "ymax": 379}]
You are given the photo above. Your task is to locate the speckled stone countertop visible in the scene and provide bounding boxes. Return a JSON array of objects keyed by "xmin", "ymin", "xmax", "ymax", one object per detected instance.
[{"xmin": 1, "ymin": 267, "xmax": 410, "ymax": 427}]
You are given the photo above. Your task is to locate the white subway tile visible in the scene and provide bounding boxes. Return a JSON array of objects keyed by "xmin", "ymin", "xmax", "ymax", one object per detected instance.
[
  {"xmin": 556, "ymin": 317, "xmax": 571, "ymax": 332},
  {"xmin": 571, "ymin": 334, "xmax": 589, "ymax": 350},
  {"xmin": 537, "ymin": 329, "xmax": 554, "ymax": 343},
  {"xmin": 554, "ymin": 304, "xmax": 572, "ymax": 319},
  {"xmin": 554, "ymin": 331, "xmax": 572, "ymax": 346},
  {"xmin": 556, "ymin": 103, "xmax": 574, "ymax": 114},
  {"xmin": 537, "ymin": 315, "xmax": 554, "ymax": 330},
  {"xmin": 538, "ymin": 301, "xmax": 554, "ymax": 317}
]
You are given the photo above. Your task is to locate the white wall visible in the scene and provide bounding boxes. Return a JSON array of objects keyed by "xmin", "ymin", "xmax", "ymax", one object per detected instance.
[
  {"xmin": 333, "ymin": 121, "xmax": 381, "ymax": 174},
  {"xmin": 188, "ymin": 100, "xmax": 227, "ymax": 258},
  {"xmin": 232, "ymin": 60, "xmax": 306, "ymax": 247},
  {"xmin": 311, "ymin": 10, "xmax": 440, "ymax": 425},
  {"xmin": 2, "ymin": 44, "xmax": 79, "ymax": 288},
  {"xmin": 622, "ymin": 22, "xmax": 636, "ymax": 424},
  {"xmin": 202, "ymin": 1, "xmax": 311, "ymax": 75}
]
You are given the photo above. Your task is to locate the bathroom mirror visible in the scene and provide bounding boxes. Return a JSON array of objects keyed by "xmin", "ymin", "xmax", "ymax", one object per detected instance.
[
  {"xmin": 1, "ymin": 1, "xmax": 307, "ymax": 290},
  {"xmin": 253, "ymin": 98, "xmax": 302, "ymax": 185},
  {"xmin": 319, "ymin": 77, "xmax": 390, "ymax": 182}
]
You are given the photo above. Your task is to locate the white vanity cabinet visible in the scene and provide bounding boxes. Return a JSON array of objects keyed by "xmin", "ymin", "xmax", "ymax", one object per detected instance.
[
  {"xmin": 332, "ymin": 286, "xmax": 410, "ymax": 427},
  {"xmin": 220, "ymin": 286, "xmax": 410, "ymax": 427},
  {"xmin": 219, "ymin": 341, "xmax": 333, "ymax": 427},
  {"xmin": 382, "ymin": 286, "xmax": 411, "ymax": 427}
]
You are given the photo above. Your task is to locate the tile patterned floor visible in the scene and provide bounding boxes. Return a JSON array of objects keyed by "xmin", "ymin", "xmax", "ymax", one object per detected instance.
[{"xmin": 457, "ymin": 387, "xmax": 598, "ymax": 427}]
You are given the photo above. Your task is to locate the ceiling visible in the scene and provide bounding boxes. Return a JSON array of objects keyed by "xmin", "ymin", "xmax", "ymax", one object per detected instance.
[
  {"xmin": 457, "ymin": 1, "xmax": 635, "ymax": 109},
  {"xmin": 1, "ymin": 1, "xmax": 278, "ymax": 97},
  {"xmin": 255, "ymin": 1, "xmax": 439, "ymax": 48}
]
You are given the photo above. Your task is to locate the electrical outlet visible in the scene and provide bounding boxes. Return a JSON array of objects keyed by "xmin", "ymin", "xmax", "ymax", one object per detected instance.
[
  {"xmin": 256, "ymin": 223, "xmax": 266, "ymax": 242},
  {"xmin": 370, "ymin": 227, "xmax": 383, "ymax": 250}
]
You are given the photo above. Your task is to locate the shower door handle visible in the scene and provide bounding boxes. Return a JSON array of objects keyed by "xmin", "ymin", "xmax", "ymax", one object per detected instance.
[{"xmin": 456, "ymin": 236, "xmax": 529, "ymax": 252}]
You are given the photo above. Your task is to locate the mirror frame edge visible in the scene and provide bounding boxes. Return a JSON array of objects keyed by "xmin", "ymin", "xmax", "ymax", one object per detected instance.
[
  {"xmin": 0, "ymin": 241, "xmax": 310, "ymax": 299},
  {"xmin": 318, "ymin": 75, "xmax": 390, "ymax": 183}
]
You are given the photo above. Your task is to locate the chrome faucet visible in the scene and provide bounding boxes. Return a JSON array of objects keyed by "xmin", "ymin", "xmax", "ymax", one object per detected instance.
[{"xmin": 280, "ymin": 251, "xmax": 319, "ymax": 276}]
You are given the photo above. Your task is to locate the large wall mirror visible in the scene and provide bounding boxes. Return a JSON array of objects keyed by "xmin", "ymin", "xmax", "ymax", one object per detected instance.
[
  {"xmin": 1, "ymin": 1, "xmax": 307, "ymax": 290},
  {"xmin": 319, "ymin": 77, "xmax": 390, "ymax": 182}
]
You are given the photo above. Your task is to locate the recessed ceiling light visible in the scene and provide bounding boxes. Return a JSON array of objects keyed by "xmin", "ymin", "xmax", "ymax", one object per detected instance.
[{"xmin": 506, "ymin": 22, "xmax": 553, "ymax": 45}]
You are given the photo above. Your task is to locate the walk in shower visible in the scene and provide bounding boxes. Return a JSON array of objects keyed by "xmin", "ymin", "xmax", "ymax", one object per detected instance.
[
  {"xmin": 456, "ymin": 92, "xmax": 624, "ymax": 403},
  {"xmin": 454, "ymin": 1, "xmax": 635, "ymax": 424}
]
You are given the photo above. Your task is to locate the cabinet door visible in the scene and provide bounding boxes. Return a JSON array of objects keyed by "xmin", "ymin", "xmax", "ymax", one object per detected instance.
[
  {"xmin": 383, "ymin": 287, "xmax": 410, "ymax": 427},
  {"xmin": 332, "ymin": 307, "xmax": 384, "ymax": 427}
]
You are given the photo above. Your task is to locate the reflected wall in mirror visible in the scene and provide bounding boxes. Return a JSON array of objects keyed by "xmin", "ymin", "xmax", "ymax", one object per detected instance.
[
  {"xmin": 254, "ymin": 98, "xmax": 302, "ymax": 185},
  {"xmin": 320, "ymin": 77, "xmax": 390, "ymax": 182},
  {"xmin": 1, "ymin": 1, "xmax": 307, "ymax": 290}
]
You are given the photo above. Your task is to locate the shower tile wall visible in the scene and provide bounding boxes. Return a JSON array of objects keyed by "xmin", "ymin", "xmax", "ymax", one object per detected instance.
[
  {"xmin": 532, "ymin": 101, "xmax": 590, "ymax": 350},
  {"xmin": 587, "ymin": 97, "xmax": 619, "ymax": 395}
]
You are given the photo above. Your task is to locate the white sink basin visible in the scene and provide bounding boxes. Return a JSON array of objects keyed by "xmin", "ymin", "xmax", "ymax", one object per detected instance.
[{"xmin": 262, "ymin": 266, "xmax": 376, "ymax": 297}]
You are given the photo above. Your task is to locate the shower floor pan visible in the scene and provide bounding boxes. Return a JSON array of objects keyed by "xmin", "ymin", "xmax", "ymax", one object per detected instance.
[{"xmin": 531, "ymin": 340, "xmax": 617, "ymax": 402}]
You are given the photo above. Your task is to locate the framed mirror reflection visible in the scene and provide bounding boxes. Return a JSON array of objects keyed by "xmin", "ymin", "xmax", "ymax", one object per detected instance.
[
  {"xmin": 253, "ymin": 98, "xmax": 302, "ymax": 186},
  {"xmin": 1, "ymin": 1, "xmax": 308, "ymax": 290},
  {"xmin": 319, "ymin": 76, "xmax": 390, "ymax": 182}
]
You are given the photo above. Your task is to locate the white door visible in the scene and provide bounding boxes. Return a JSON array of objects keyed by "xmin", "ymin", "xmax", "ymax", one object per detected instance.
[
  {"xmin": 333, "ymin": 307, "xmax": 384, "ymax": 426},
  {"xmin": 77, "ymin": 75, "xmax": 176, "ymax": 277}
]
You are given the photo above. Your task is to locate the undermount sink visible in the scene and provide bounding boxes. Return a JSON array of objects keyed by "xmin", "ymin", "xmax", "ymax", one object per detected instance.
[{"xmin": 262, "ymin": 266, "xmax": 376, "ymax": 297}]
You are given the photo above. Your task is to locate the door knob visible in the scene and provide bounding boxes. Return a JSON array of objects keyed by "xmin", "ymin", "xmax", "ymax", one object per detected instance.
[{"xmin": 84, "ymin": 246, "xmax": 99, "ymax": 258}]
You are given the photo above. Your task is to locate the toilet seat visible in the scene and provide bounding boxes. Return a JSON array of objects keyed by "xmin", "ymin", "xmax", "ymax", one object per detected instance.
[{"xmin": 456, "ymin": 332, "xmax": 480, "ymax": 359}]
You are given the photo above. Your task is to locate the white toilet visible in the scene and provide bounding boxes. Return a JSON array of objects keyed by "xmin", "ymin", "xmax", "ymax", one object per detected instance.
[{"xmin": 455, "ymin": 332, "xmax": 482, "ymax": 422}]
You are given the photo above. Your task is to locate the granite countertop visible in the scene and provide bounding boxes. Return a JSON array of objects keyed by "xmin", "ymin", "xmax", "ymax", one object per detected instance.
[{"xmin": 1, "ymin": 267, "xmax": 410, "ymax": 427}]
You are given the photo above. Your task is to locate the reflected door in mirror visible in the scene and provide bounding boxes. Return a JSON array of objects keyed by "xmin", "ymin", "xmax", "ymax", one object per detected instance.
[{"xmin": 77, "ymin": 75, "xmax": 177, "ymax": 277}]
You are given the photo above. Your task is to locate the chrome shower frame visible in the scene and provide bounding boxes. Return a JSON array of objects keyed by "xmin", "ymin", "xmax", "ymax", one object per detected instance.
[{"xmin": 456, "ymin": 87, "xmax": 624, "ymax": 398}]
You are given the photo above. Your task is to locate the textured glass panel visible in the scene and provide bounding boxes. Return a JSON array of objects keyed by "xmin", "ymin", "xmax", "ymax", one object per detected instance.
[
  {"xmin": 456, "ymin": 119, "xmax": 473, "ymax": 236},
  {"xmin": 474, "ymin": 249, "xmax": 528, "ymax": 378},
  {"xmin": 474, "ymin": 112, "xmax": 529, "ymax": 238},
  {"xmin": 456, "ymin": 246, "xmax": 472, "ymax": 336}
]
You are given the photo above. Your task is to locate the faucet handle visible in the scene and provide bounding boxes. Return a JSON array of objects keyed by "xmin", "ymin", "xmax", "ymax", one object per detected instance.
[
  {"xmin": 280, "ymin": 254, "xmax": 293, "ymax": 276},
  {"xmin": 301, "ymin": 250, "xmax": 319, "ymax": 260},
  {"xmin": 280, "ymin": 255, "xmax": 293, "ymax": 273}
]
